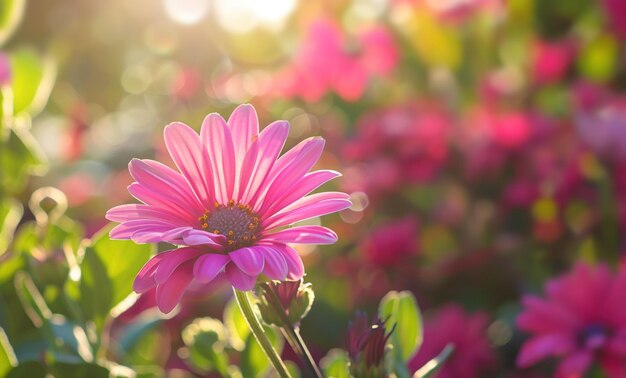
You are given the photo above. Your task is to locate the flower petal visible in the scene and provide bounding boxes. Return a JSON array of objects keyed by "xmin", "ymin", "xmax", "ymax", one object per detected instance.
[
  {"xmin": 274, "ymin": 244, "xmax": 304, "ymax": 280},
  {"xmin": 260, "ymin": 170, "xmax": 340, "ymax": 217},
  {"xmin": 516, "ymin": 334, "xmax": 575, "ymax": 368},
  {"xmin": 127, "ymin": 183, "xmax": 195, "ymax": 223},
  {"xmin": 229, "ymin": 247, "xmax": 264, "ymax": 276},
  {"xmin": 201, "ymin": 113, "xmax": 236, "ymax": 204},
  {"xmin": 258, "ymin": 245, "xmax": 288, "ymax": 280},
  {"xmin": 239, "ymin": 121, "xmax": 289, "ymax": 204},
  {"xmin": 264, "ymin": 193, "xmax": 351, "ymax": 229},
  {"xmin": 155, "ymin": 247, "xmax": 203, "ymax": 284},
  {"xmin": 264, "ymin": 226, "xmax": 338, "ymax": 244},
  {"xmin": 156, "ymin": 260, "xmax": 195, "ymax": 313},
  {"xmin": 556, "ymin": 350, "xmax": 592, "ymax": 377},
  {"xmin": 164, "ymin": 122, "xmax": 215, "ymax": 204},
  {"xmin": 129, "ymin": 159, "xmax": 203, "ymax": 213},
  {"xmin": 182, "ymin": 229, "xmax": 226, "ymax": 247},
  {"xmin": 106, "ymin": 204, "xmax": 188, "ymax": 225},
  {"xmin": 193, "ymin": 254, "xmax": 231, "ymax": 283},
  {"xmin": 133, "ymin": 251, "xmax": 171, "ymax": 293},
  {"xmin": 225, "ymin": 262, "xmax": 257, "ymax": 291},
  {"xmin": 228, "ymin": 104, "xmax": 259, "ymax": 166},
  {"xmin": 251, "ymin": 137, "xmax": 325, "ymax": 211}
]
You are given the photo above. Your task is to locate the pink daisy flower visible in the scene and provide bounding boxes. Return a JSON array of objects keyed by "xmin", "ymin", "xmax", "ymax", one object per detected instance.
[
  {"xmin": 517, "ymin": 263, "xmax": 626, "ymax": 377},
  {"xmin": 106, "ymin": 104, "xmax": 351, "ymax": 313}
]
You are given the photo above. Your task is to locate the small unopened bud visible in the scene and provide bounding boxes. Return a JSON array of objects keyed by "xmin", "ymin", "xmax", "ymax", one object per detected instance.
[
  {"xmin": 346, "ymin": 312, "xmax": 394, "ymax": 378},
  {"xmin": 257, "ymin": 279, "xmax": 314, "ymax": 327}
]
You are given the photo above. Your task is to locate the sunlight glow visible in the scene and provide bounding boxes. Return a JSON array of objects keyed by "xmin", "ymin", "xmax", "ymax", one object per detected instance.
[
  {"xmin": 214, "ymin": 0, "xmax": 297, "ymax": 33},
  {"xmin": 164, "ymin": 0, "xmax": 210, "ymax": 25}
]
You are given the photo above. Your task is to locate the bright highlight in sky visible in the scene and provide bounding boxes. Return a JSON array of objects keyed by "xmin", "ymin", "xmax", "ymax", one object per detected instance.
[
  {"xmin": 214, "ymin": 0, "xmax": 297, "ymax": 33},
  {"xmin": 164, "ymin": 0, "xmax": 210, "ymax": 25}
]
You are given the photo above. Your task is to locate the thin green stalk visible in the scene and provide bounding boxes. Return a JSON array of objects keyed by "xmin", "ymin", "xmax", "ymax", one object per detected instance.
[
  {"xmin": 261, "ymin": 283, "xmax": 323, "ymax": 378},
  {"xmin": 234, "ymin": 288, "xmax": 291, "ymax": 378}
]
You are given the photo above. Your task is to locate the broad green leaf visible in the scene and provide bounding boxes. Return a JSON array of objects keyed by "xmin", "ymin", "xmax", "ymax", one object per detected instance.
[
  {"xmin": 0, "ymin": 197, "xmax": 22, "ymax": 255},
  {"xmin": 0, "ymin": 327, "xmax": 17, "ymax": 376},
  {"xmin": 79, "ymin": 224, "xmax": 153, "ymax": 330},
  {"xmin": 6, "ymin": 361, "xmax": 46, "ymax": 378},
  {"xmin": 182, "ymin": 317, "xmax": 230, "ymax": 375},
  {"xmin": 49, "ymin": 362, "xmax": 110, "ymax": 378},
  {"xmin": 224, "ymin": 297, "xmax": 249, "ymax": 351},
  {"xmin": 379, "ymin": 291, "xmax": 423, "ymax": 362},
  {"xmin": 413, "ymin": 344, "xmax": 454, "ymax": 378},
  {"xmin": 0, "ymin": 126, "xmax": 47, "ymax": 193},
  {"xmin": 240, "ymin": 326, "xmax": 283, "ymax": 378},
  {"xmin": 0, "ymin": 0, "xmax": 25, "ymax": 46},
  {"xmin": 90, "ymin": 225, "xmax": 153, "ymax": 306},
  {"xmin": 320, "ymin": 349, "xmax": 350, "ymax": 378},
  {"xmin": 3, "ymin": 48, "xmax": 56, "ymax": 116}
]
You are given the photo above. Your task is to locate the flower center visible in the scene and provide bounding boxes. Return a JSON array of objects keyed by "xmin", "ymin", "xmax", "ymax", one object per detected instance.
[
  {"xmin": 580, "ymin": 324, "xmax": 609, "ymax": 350},
  {"xmin": 198, "ymin": 200, "xmax": 260, "ymax": 251}
]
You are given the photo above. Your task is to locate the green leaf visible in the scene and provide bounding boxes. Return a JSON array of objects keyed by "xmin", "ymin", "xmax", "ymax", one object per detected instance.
[
  {"xmin": 182, "ymin": 317, "xmax": 230, "ymax": 375},
  {"xmin": 0, "ymin": 197, "xmax": 22, "ymax": 255},
  {"xmin": 90, "ymin": 225, "xmax": 154, "ymax": 307},
  {"xmin": 14, "ymin": 271, "xmax": 52, "ymax": 326},
  {"xmin": 3, "ymin": 48, "xmax": 56, "ymax": 116},
  {"xmin": 0, "ymin": 0, "xmax": 26, "ymax": 46},
  {"xmin": 0, "ymin": 126, "xmax": 48, "ymax": 193},
  {"xmin": 78, "ymin": 225, "xmax": 153, "ymax": 330},
  {"xmin": 240, "ymin": 326, "xmax": 283, "ymax": 378},
  {"xmin": 224, "ymin": 297, "xmax": 249, "ymax": 351},
  {"xmin": 320, "ymin": 349, "xmax": 350, "ymax": 378},
  {"xmin": 0, "ymin": 327, "xmax": 17, "ymax": 376},
  {"xmin": 379, "ymin": 291, "xmax": 423, "ymax": 362},
  {"xmin": 413, "ymin": 344, "xmax": 454, "ymax": 378},
  {"xmin": 6, "ymin": 361, "xmax": 46, "ymax": 378},
  {"xmin": 49, "ymin": 362, "xmax": 110, "ymax": 378}
]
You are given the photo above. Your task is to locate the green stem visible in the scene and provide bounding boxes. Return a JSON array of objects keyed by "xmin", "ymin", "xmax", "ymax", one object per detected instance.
[
  {"xmin": 261, "ymin": 283, "xmax": 323, "ymax": 378},
  {"xmin": 234, "ymin": 288, "xmax": 291, "ymax": 378}
]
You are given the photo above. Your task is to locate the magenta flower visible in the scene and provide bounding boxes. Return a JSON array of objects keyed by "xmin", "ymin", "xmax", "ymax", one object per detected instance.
[
  {"xmin": 106, "ymin": 104, "xmax": 351, "ymax": 313},
  {"xmin": 409, "ymin": 305, "xmax": 495, "ymax": 378},
  {"xmin": 360, "ymin": 216, "xmax": 418, "ymax": 267},
  {"xmin": 275, "ymin": 18, "xmax": 398, "ymax": 102},
  {"xmin": 517, "ymin": 263, "xmax": 626, "ymax": 377},
  {"xmin": 532, "ymin": 39, "xmax": 575, "ymax": 85}
]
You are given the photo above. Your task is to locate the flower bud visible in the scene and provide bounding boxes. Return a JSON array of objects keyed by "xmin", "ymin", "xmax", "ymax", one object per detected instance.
[
  {"xmin": 257, "ymin": 279, "xmax": 314, "ymax": 327},
  {"xmin": 346, "ymin": 312, "xmax": 393, "ymax": 378}
]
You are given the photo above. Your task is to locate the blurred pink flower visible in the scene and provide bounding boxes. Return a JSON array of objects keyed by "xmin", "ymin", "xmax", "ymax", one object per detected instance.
[
  {"xmin": 360, "ymin": 217, "xmax": 418, "ymax": 267},
  {"xmin": 574, "ymin": 85, "xmax": 626, "ymax": 161},
  {"xmin": 409, "ymin": 304, "xmax": 495, "ymax": 378},
  {"xmin": 517, "ymin": 263, "xmax": 626, "ymax": 377},
  {"xmin": 0, "ymin": 52, "xmax": 10, "ymax": 86},
  {"xmin": 106, "ymin": 104, "xmax": 350, "ymax": 313},
  {"xmin": 532, "ymin": 39, "xmax": 575, "ymax": 85},
  {"xmin": 603, "ymin": 0, "xmax": 626, "ymax": 39},
  {"xmin": 276, "ymin": 18, "xmax": 399, "ymax": 102},
  {"xmin": 421, "ymin": 0, "xmax": 504, "ymax": 23},
  {"xmin": 342, "ymin": 103, "xmax": 450, "ymax": 197}
]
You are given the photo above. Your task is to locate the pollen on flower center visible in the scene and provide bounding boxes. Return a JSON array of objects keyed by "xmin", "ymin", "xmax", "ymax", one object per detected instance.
[{"xmin": 198, "ymin": 200, "xmax": 260, "ymax": 250}]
